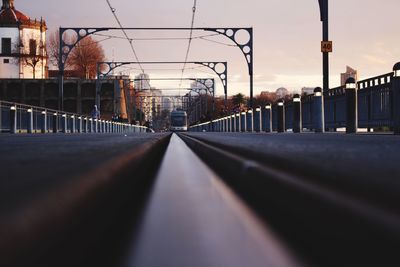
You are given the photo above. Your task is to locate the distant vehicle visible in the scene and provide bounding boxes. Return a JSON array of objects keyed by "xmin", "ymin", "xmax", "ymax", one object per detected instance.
[{"xmin": 170, "ymin": 110, "xmax": 188, "ymax": 132}]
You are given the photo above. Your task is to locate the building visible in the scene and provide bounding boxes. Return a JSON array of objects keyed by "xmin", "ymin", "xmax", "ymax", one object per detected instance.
[
  {"xmin": 301, "ymin": 87, "xmax": 315, "ymax": 96},
  {"xmin": 341, "ymin": 66, "xmax": 358, "ymax": 86},
  {"xmin": 0, "ymin": 78, "xmax": 121, "ymax": 118},
  {"xmin": 0, "ymin": 0, "xmax": 47, "ymax": 79},
  {"xmin": 134, "ymin": 73, "xmax": 151, "ymax": 90},
  {"xmin": 133, "ymin": 73, "xmax": 165, "ymax": 121}
]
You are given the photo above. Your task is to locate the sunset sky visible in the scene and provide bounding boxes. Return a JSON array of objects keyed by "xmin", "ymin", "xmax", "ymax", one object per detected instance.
[{"xmin": 17, "ymin": 0, "xmax": 400, "ymax": 96}]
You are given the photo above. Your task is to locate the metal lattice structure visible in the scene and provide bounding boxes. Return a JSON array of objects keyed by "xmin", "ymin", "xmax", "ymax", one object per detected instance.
[
  {"xmin": 95, "ymin": 61, "xmax": 223, "ymax": 108},
  {"xmin": 58, "ymin": 27, "xmax": 253, "ymax": 109}
]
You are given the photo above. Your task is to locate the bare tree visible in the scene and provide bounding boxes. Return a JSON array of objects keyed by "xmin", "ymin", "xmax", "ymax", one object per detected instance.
[
  {"xmin": 69, "ymin": 36, "xmax": 105, "ymax": 79},
  {"xmin": 47, "ymin": 29, "xmax": 71, "ymax": 70},
  {"xmin": 20, "ymin": 34, "xmax": 47, "ymax": 79},
  {"xmin": 47, "ymin": 30, "xmax": 105, "ymax": 78}
]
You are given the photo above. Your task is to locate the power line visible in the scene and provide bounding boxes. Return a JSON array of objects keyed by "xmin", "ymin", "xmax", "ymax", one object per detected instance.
[
  {"xmin": 105, "ymin": 0, "xmax": 145, "ymax": 73},
  {"xmin": 93, "ymin": 32, "xmax": 220, "ymax": 42},
  {"xmin": 179, "ymin": 0, "xmax": 198, "ymax": 89}
]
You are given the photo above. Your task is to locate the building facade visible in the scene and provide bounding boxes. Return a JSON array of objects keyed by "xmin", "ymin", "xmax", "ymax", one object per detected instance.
[
  {"xmin": 0, "ymin": 0, "xmax": 47, "ymax": 79},
  {"xmin": 341, "ymin": 66, "xmax": 358, "ymax": 86}
]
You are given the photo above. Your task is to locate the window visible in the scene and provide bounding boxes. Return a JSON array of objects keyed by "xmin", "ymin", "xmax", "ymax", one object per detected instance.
[
  {"xmin": 3, "ymin": 59, "xmax": 9, "ymax": 64},
  {"xmin": 29, "ymin": 39, "xmax": 37, "ymax": 55},
  {"xmin": 2, "ymin": 38, "xmax": 11, "ymax": 54}
]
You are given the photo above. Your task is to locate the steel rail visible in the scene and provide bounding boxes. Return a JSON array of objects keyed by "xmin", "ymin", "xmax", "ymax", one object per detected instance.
[
  {"xmin": 178, "ymin": 133, "xmax": 400, "ymax": 267},
  {"xmin": 126, "ymin": 133, "xmax": 302, "ymax": 267}
]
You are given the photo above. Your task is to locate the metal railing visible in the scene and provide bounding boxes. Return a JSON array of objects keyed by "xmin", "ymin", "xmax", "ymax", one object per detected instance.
[
  {"xmin": 0, "ymin": 100, "xmax": 148, "ymax": 134},
  {"xmin": 190, "ymin": 63, "xmax": 400, "ymax": 134}
]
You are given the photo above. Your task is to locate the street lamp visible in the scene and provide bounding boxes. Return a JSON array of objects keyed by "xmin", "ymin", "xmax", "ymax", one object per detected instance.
[{"xmin": 318, "ymin": 0, "xmax": 330, "ymax": 93}]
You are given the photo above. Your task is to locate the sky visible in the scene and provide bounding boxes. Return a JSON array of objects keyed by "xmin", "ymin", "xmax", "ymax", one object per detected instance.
[{"xmin": 16, "ymin": 0, "xmax": 400, "ymax": 97}]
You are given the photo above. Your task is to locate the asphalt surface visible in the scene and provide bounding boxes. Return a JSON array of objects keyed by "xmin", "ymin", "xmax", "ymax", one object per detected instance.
[{"xmin": 0, "ymin": 133, "xmax": 169, "ymax": 216}]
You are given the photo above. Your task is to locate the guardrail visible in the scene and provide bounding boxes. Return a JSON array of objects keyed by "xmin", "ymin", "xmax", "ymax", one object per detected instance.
[
  {"xmin": 0, "ymin": 100, "xmax": 148, "ymax": 134},
  {"xmin": 190, "ymin": 62, "xmax": 400, "ymax": 135}
]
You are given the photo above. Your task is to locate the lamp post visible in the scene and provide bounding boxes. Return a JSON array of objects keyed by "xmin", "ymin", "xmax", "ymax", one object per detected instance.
[{"xmin": 318, "ymin": 0, "xmax": 330, "ymax": 94}]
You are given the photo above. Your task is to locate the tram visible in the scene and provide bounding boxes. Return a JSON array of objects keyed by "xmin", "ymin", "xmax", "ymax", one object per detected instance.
[{"xmin": 170, "ymin": 110, "xmax": 188, "ymax": 132}]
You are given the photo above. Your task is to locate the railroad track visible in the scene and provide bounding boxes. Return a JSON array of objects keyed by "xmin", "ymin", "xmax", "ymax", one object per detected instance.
[{"xmin": 0, "ymin": 132, "xmax": 399, "ymax": 267}]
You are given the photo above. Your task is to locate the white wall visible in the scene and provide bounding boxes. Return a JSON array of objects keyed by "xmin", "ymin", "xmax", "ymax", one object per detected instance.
[
  {"xmin": 0, "ymin": 26, "xmax": 47, "ymax": 79},
  {"xmin": 21, "ymin": 27, "xmax": 46, "ymax": 79},
  {"xmin": 0, "ymin": 27, "xmax": 20, "ymax": 78}
]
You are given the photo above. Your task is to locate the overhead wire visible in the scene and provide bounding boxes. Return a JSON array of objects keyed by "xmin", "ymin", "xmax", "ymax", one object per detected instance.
[
  {"xmin": 93, "ymin": 32, "xmax": 220, "ymax": 42},
  {"xmin": 179, "ymin": 0, "xmax": 198, "ymax": 89},
  {"xmin": 105, "ymin": 0, "xmax": 145, "ymax": 74}
]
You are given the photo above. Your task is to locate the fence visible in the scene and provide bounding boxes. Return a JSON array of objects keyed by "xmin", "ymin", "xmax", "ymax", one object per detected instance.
[
  {"xmin": 190, "ymin": 63, "xmax": 400, "ymax": 134},
  {"xmin": 0, "ymin": 100, "xmax": 148, "ymax": 134}
]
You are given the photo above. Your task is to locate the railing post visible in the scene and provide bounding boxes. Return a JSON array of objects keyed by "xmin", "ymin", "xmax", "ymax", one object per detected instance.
[
  {"xmin": 277, "ymin": 99, "xmax": 285, "ymax": 133},
  {"xmin": 70, "ymin": 115, "xmax": 76, "ymax": 133},
  {"xmin": 246, "ymin": 109, "xmax": 253, "ymax": 132},
  {"xmin": 10, "ymin": 106, "xmax": 17, "ymax": 134},
  {"xmin": 235, "ymin": 113, "xmax": 241, "ymax": 132},
  {"xmin": 240, "ymin": 111, "xmax": 246, "ymax": 132},
  {"xmin": 52, "ymin": 113, "xmax": 58, "ymax": 133},
  {"xmin": 77, "ymin": 116, "xmax": 82, "ymax": 133},
  {"xmin": 27, "ymin": 108, "xmax": 33, "ymax": 134},
  {"xmin": 393, "ymin": 62, "xmax": 400, "ymax": 134},
  {"xmin": 0, "ymin": 102, "xmax": 2, "ymax": 133},
  {"xmin": 41, "ymin": 111, "xmax": 47, "ymax": 134},
  {"xmin": 61, "ymin": 114, "xmax": 67, "ymax": 133},
  {"xmin": 231, "ymin": 114, "xmax": 236, "ymax": 132},
  {"xmin": 345, "ymin": 78, "xmax": 358, "ymax": 134},
  {"xmin": 293, "ymin": 94, "xmax": 302, "ymax": 133},
  {"xmin": 254, "ymin": 107, "xmax": 261, "ymax": 132},
  {"xmin": 84, "ymin": 117, "xmax": 89, "ymax": 133},
  {"xmin": 313, "ymin": 87, "xmax": 325, "ymax": 133},
  {"xmin": 263, "ymin": 103, "xmax": 272, "ymax": 133}
]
